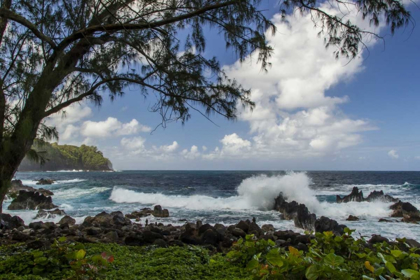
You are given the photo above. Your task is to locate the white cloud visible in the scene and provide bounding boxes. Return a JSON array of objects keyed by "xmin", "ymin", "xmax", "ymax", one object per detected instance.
[
  {"xmin": 153, "ymin": 141, "xmax": 179, "ymax": 153},
  {"xmin": 81, "ymin": 117, "xmax": 151, "ymax": 138},
  {"xmin": 199, "ymin": 3, "xmax": 382, "ymax": 161},
  {"xmin": 388, "ymin": 150, "xmax": 399, "ymax": 159},
  {"xmin": 46, "ymin": 104, "xmax": 92, "ymax": 128},
  {"xmin": 121, "ymin": 137, "xmax": 146, "ymax": 154},
  {"xmin": 181, "ymin": 145, "xmax": 201, "ymax": 159}
]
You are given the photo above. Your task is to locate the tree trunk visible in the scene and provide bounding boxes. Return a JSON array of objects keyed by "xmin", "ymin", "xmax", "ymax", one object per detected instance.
[{"xmin": 0, "ymin": 170, "xmax": 13, "ymax": 213}]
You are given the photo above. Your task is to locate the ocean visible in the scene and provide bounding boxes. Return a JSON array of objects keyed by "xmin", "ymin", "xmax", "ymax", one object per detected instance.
[{"xmin": 4, "ymin": 171, "xmax": 420, "ymax": 240}]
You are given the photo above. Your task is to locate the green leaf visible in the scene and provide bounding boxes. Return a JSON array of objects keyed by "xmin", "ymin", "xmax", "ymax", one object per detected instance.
[
  {"xmin": 32, "ymin": 251, "xmax": 43, "ymax": 258},
  {"xmin": 267, "ymin": 239, "xmax": 275, "ymax": 246},
  {"xmin": 75, "ymin": 249, "xmax": 86, "ymax": 260},
  {"xmin": 266, "ymin": 249, "xmax": 283, "ymax": 267},
  {"xmin": 306, "ymin": 265, "xmax": 319, "ymax": 280},
  {"xmin": 58, "ymin": 237, "xmax": 67, "ymax": 242},
  {"xmin": 402, "ymin": 269, "xmax": 420, "ymax": 278},
  {"xmin": 246, "ymin": 259, "xmax": 259, "ymax": 270},
  {"xmin": 385, "ymin": 261, "xmax": 397, "ymax": 274},
  {"xmin": 324, "ymin": 253, "xmax": 344, "ymax": 267},
  {"xmin": 390, "ymin": 250, "xmax": 402, "ymax": 258}
]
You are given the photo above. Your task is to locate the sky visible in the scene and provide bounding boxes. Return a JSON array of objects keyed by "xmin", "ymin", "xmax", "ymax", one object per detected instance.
[{"xmin": 47, "ymin": 1, "xmax": 420, "ymax": 171}]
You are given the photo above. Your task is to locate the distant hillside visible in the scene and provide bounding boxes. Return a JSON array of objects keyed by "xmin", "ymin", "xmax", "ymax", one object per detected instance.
[{"xmin": 19, "ymin": 142, "xmax": 113, "ymax": 171}]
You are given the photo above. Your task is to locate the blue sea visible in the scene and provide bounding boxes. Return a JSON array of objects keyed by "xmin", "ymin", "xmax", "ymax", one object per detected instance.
[{"xmin": 4, "ymin": 171, "xmax": 420, "ymax": 240}]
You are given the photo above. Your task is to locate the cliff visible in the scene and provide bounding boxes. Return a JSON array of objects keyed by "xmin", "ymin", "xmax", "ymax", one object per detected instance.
[{"xmin": 18, "ymin": 142, "xmax": 113, "ymax": 171}]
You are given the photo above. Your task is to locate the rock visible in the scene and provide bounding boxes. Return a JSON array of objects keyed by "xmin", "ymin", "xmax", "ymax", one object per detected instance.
[
  {"xmin": 12, "ymin": 230, "xmax": 30, "ymax": 242},
  {"xmin": 27, "ymin": 240, "xmax": 50, "ymax": 250},
  {"xmin": 7, "ymin": 180, "xmax": 36, "ymax": 199},
  {"xmin": 143, "ymin": 230, "xmax": 164, "ymax": 243},
  {"xmin": 406, "ymin": 239, "xmax": 420, "ymax": 248},
  {"xmin": 29, "ymin": 221, "xmax": 45, "ymax": 230},
  {"xmin": 153, "ymin": 205, "xmax": 170, "ymax": 217},
  {"xmin": 390, "ymin": 201, "xmax": 420, "ymax": 222},
  {"xmin": 0, "ymin": 213, "xmax": 25, "ymax": 230},
  {"xmin": 153, "ymin": 239, "xmax": 168, "ymax": 248},
  {"xmin": 58, "ymin": 216, "xmax": 76, "ymax": 226},
  {"xmin": 248, "ymin": 222, "xmax": 263, "ymax": 237},
  {"xmin": 261, "ymin": 224, "xmax": 275, "ymax": 233},
  {"xmin": 8, "ymin": 190, "xmax": 57, "ymax": 210},
  {"xmin": 236, "ymin": 220, "xmax": 249, "ymax": 233},
  {"xmin": 366, "ymin": 190, "xmax": 398, "ymax": 203},
  {"xmin": 180, "ymin": 228, "xmax": 202, "ymax": 245},
  {"xmin": 294, "ymin": 204, "xmax": 316, "ymax": 231},
  {"xmin": 35, "ymin": 208, "xmax": 66, "ymax": 219},
  {"xmin": 231, "ymin": 228, "xmax": 246, "ymax": 238},
  {"xmin": 201, "ymin": 229, "xmax": 222, "ymax": 246},
  {"xmin": 198, "ymin": 224, "xmax": 213, "ymax": 235},
  {"xmin": 104, "ymin": 231, "xmax": 119, "ymax": 242},
  {"xmin": 86, "ymin": 227, "xmax": 102, "ymax": 236},
  {"xmin": 274, "ymin": 194, "xmax": 316, "ymax": 231},
  {"xmin": 368, "ymin": 235, "xmax": 389, "ymax": 244},
  {"xmin": 37, "ymin": 188, "xmax": 54, "ymax": 196},
  {"xmin": 346, "ymin": 215, "xmax": 359, "ymax": 221},
  {"xmin": 36, "ymin": 178, "xmax": 55, "ymax": 185},
  {"xmin": 378, "ymin": 218, "xmax": 394, "ymax": 223},
  {"xmin": 214, "ymin": 224, "xmax": 227, "ymax": 236},
  {"xmin": 83, "ymin": 211, "xmax": 131, "ymax": 228},
  {"xmin": 124, "ymin": 235, "xmax": 145, "ymax": 246},
  {"xmin": 336, "ymin": 187, "xmax": 364, "ymax": 203},
  {"xmin": 315, "ymin": 216, "xmax": 346, "ymax": 235}
]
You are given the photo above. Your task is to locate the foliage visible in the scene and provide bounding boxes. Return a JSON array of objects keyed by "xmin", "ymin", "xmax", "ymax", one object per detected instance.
[
  {"xmin": 19, "ymin": 141, "xmax": 112, "ymax": 171},
  {"xmin": 228, "ymin": 229, "xmax": 420, "ymax": 279},
  {"xmin": 0, "ymin": 241, "xmax": 249, "ymax": 280},
  {"xmin": 0, "ymin": 237, "xmax": 113, "ymax": 280}
]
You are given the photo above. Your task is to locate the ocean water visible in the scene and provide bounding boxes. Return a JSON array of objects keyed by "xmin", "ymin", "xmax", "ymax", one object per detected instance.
[{"xmin": 4, "ymin": 171, "xmax": 420, "ymax": 240}]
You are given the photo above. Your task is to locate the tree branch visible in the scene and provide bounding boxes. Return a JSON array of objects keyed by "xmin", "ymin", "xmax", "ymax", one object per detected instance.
[
  {"xmin": 58, "ymin": 0, "xmax": 238, "ymax": 50},
  {"xmin": 0, "ymin": 7, "xmax": 57, "ymax": 48}
]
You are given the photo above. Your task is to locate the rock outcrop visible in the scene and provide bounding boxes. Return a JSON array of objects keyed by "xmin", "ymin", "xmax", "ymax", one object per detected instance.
[
  {"xmin": 35, "ymin": 209, "xmax": 66, "ymax": 219},
  {"xmin": 274, "ymin": 194, "xmax": 345, "ymax": 235},
  {"xmin": 336, "ymin": 187, "xmax": 398, "ymax": 203},
  {"xmin": 36, "ymin": 178, "xmax": 55, "ymax": 185},
  {"xmin": 0, "ymin": 214, "xmax": 25, "ymax": 230},
  {"xmin": 390, "ymin": 201, "xmax": 420, "ymax": 223},
  {"xmin": 8, "ymin": 190, "xmax": 57, "ymax": 210},
  {"xmin": 7, "ymin": 180, "xmax": 54, "ymax": 199},
  {"xmin": 125, "ymin": 205, "xmax": 170, "ymax": 219},
  {"xmin": 336, "ymin": 187, "xmax": 364, "ymax": 203}
]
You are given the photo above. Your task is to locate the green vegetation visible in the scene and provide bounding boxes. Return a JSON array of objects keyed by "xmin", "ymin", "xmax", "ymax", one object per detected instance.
[
  {"xmin": 19, "ymin": 142, "xmax": 112, "ymax": 171},
  {"xmin": 2, "ymin": 230, "xmax": 420, "ymax": 279}
]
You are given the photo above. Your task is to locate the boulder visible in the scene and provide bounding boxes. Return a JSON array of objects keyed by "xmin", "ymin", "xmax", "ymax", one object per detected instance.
[
  {"xmin": 336, "ymin": 187, "xmax": 364, "ymax": 203},
  {"xmin": 83, "ymin": 211, "xmax": 131, "ymax": 228},
  {"xmin": 346, "ymin": 215, "xmax": 359, "ymax": 221},
  {"xmin": 390, "ymin": 201, "xmax": 420, "ymax": 222},
  {"xmin": 125, "ymin": 206, "xmax": 170, "ymax": 219},
  {"xmin": 8, "ymin": 190, "xmax": 57, "ymax": 210},
  {"xmin": 201, "ymin": 229, "xmax": 222, "ymax": 246},
  {"xmin": 314, "ymin": 216, "xmax": 346, "ymax": 235},
  {"xmin": 35, "ymin": 208, "xmax": 66, "ymax": 219},
  {"xmin": 0, "ymin": 213, "xmax": 25, "ymax": 230},
  {"xmin": 58, "ymin": 216, "xmax": 76, "ymax": 226},
  {"xmin": 274, "ymin": 194, "xmax": 316, "ymax": 231},
  {"xmin": 366, "ymin": 190, "xmax": 398, "ymax": 203},
  {"xmin": 368, "ymin": 235, "xmax": 389, "ymax": 244},
  {"xmin": 7, "ymin": 180, "xmax": 36, "ymax": 198},
  {"xmin": 37, "ymin": 188, "xmax": 54, "ymax": 196},
  {"xmin": 36, "ymin": 178, "xmax": 55, "ymax": 185}
]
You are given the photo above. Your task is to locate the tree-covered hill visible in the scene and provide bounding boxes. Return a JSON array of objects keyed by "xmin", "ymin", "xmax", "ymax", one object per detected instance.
[{"xmin": 18, "ymin": 142, "xmax": 113, "ymax": 171}]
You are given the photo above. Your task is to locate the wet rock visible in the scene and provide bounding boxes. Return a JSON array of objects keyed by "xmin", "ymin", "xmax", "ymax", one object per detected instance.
[
  {"xmin": 390, "ymin": 201, "xmax": 420, "ymax": 222},
  {"xmin": 83, "ymin": 211, "xmax": 131, "ymax": 228},
  {"xmin": 124, "ymin": 235, "xmax": 145, "ymax": 246},
  {"xmin": 231, "ymin": 228, "xmax": 246, "ymax": 238},
  {"xmin": 369, "ymin": 235, "xmax": 389, "ymax": 244},
  {"xmin": 294, "ymin": 204, "xmax": 316, "ymax": 231},
  {"xmin": 104, "ymin": 231, "xmax": 119, "ymax": 242},
  {"xmin": 86, "ymin": 227, "xmax": 102, "ymax": 236},
  {"xmin": 214, "ymin": 224, "xmax": 227, "ymax": 236},
  {"xmin": 248, "ymin": 222, "xmax": 263, "ymax": 237},
  {"xmin": 336, "ymin": 187, "xmax": 364, "ymax": 203},
  {"xmin": 8, "ymin": 190, "xmax": 57, "ymax": 210},
  {"xmin": 125, "ymin": 206, "xmax": 170, "ymax": 219},
  {"xmin": 36, "ymin": 178, "xmax": 55, "ymax": 185},
  {"xmin": 153, "ymin": 239, "xmax": 168, "ymax": 247},
  {"xmin": 0, "ymin": 213, "xmax": 25, "ymax": 230},
  {"xmin": 12, "ymin": 230, "xmax": 30, "ymax": 242},
  {"xmin": 35, "ymin": 208, "xmax": 66, "ymax": 219},
  {"xmin": 7, "ymin": 180, "xmax": 36, "ymax": 199},
  {"xmin": 37, "ymin": 188, "xmax": 54, "ymax": 196},
  {"xmin": 236, "ymin": 220, "xmax": 249, "ymax": 233},
  {"xmin": 180, "ymin": 228, "xmax": 201, "ymax": 245},
  {"xmin": 58, "ymin": 216, "xmax": 76, "ymax": 226},
  {"xmin": 315, "ymin": 216, "xmax": 346, "ymax": 235},
  {"xmin": 346, "ymin": 215, "xmax": 359, "ymax": 221},
  {"xmin": 153, "ymin": 205, "xmax": 169, "ymax": 217},
  {"xmin": 261, "ymin": 224, "xmax": 275, "ymax": 233},
  {"xmin": 406, "ymin": 239, "xmax": 420, "ymax": 248},
  {"xmin": 201, "ymin": 229, "xmax": 222, "ymax": 246},
  {"xmin": 295, "ymin": 234, "xmax": 312, "ymax": 244},
  {"xmin": 378, "ymin": 218, "xmax": 394, "ymax": 223},
  {"xmin": 198, "ymin": 224, "xmax": 213, "ymax": 235},
  {"xmin": 143, "ymin": 230, "xmax": 164, "ymax": 243},
  {"xmin": 27, "ymin": 239, "xmax": 50, "ymax": 250},
  {"xmin": 366, "ymin": 190, "xmax": 398, "ymax": 203}
]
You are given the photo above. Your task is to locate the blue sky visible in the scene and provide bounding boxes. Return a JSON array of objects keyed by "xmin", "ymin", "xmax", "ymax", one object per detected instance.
[{"xmin": 47, "ymin": 2, "xmax": 420, "ymax": 171}]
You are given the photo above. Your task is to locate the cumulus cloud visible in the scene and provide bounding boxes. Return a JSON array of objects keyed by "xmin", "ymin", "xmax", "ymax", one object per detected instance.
[
  {"xmin": 181, "ymin": 145, "xmax": 201, "ymax": 159},
  {"xmin": 388, "ymin": 150, "xmax": 399, "ymax": 159},
  {"xmin": 121, "ymin": 137, "xmax": 146, "ymax": 154},
  {"xmin": 81, "ymin": 118, "xmax": 151, "ymax": 138},
  {"xmin": 198, "ymin": 3, "xmax": 381, "ymax": 161}
]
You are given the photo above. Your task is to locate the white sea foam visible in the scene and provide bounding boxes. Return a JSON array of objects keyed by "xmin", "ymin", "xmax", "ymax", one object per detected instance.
[
  {"xmin": 19, "ymin": 178, "xmax": 86, "ymax": 186},
  {"xmin": 54, "ymin": 187, "xmax": 109, "ymax": 199}
]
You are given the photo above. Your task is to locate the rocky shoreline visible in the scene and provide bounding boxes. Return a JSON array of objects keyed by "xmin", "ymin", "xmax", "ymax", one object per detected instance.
[{"xmin": 2, "ymin": 180, "xmax": 420, "ymax": 252}]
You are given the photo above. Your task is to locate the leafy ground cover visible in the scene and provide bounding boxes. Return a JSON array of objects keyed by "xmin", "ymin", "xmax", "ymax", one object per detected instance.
[{"xmin": 1, "ymin": 229, "xmax": 420, "ymax": 279}]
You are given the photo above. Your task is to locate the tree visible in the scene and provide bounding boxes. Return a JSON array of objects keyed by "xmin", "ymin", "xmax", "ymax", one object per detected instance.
[{"xmin": 0, "ymin": 0, "xmax": 411, "ymax": 212}]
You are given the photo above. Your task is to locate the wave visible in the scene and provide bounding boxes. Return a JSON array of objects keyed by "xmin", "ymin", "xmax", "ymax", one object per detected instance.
[
  {"xmin": 19, "ymin": 178, "xmax": 86, "ymax": 186},
  {"xmin": 109, "ymin": 172, "xmax": 400, "ymax": 220},
  {"xmin": 54, "ymin": 187, "xmax": 110, "ymax": 199}
]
